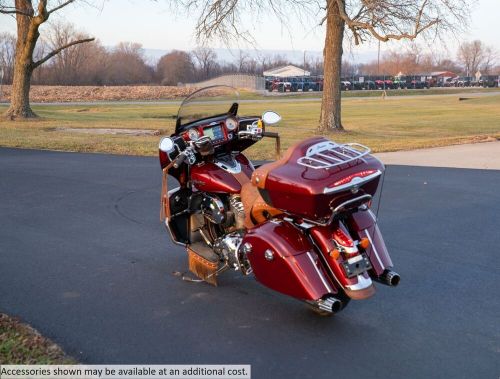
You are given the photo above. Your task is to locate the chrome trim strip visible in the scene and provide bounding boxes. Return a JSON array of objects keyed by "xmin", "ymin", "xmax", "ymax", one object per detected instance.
[
  {"xmin": 364, "ymin": 229, "xmax": 384, "ymax": 270},
  {"xmin": 308, "ymin": 237, "xmax": 345, "ymax": 290},
  {"xmin": 323, "ymin": 170, "xmax": 382, "ymax": 194},
  {"xmin": 332, "ymin": 194, "xmax": 373, "ymax": 214},
  {"xmin": 301, "ymin": 194, "xmax": 372, "ymax": 227},
  {"xmin": 346, "ymin": 274, "xmax": 373, "ymax": 290},
  {"xmin": 214, "ymin": 157, "xmax": 242, "ymax": 174},
  {"xmin": 367, "ymin": 209, "xmax": 377, "ymax": 221},
  {"xmin": 306, "ymin": 251, "xmax": 333, "ymax": 293},
  {"xmin": 168, "ymin": 187, "xmax": 180, "ymax": 196}
]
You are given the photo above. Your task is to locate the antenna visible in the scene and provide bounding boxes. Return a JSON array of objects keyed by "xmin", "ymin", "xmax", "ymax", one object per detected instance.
[{"xmin": 0, "ymin": 67, "xmax": 4, "ymax": 101}]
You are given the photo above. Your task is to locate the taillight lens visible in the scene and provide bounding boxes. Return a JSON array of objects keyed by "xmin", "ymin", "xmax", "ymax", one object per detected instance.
[
  {"xmin": 331, "ymin": 170, "xmax": 378, "ymax": 188},
  {"xmin": 332, "ymin": 228, "xmax": 354, "ymax": 247}
]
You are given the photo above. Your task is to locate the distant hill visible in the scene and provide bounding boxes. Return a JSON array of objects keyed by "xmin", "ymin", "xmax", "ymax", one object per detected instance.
[{"xmin": 142, "ymin": 47, "xmax": 377, "ymax": 66}]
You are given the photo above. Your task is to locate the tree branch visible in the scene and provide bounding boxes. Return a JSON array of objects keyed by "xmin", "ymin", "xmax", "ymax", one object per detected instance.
[
  {"xmin": 33, "ymin": 0, "xmax": 48, "ymax": 25},
  {"xmin": 32, "ymin": 37, "xmax": 95, "ymax": 68},
  {"xmin": 0, "ymin": 6, "xmax": 32, "ymax": 16},
  {"xmin": 334, "ymin": 0, "xmax": 441, "ymax": 44},
  {"xmin": 48, "ymin": 0, "xmax": 76, "ymax": 15}
]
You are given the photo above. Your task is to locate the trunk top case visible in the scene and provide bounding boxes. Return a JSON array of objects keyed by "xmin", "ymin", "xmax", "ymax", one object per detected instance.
[{"xmin": 254, "ymin": 137, "xmax": 384, "ymax": 220}]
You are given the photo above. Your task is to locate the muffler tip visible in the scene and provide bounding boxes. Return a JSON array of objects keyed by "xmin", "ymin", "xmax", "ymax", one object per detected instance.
[
  {"xmin": 385, "ymin": 270, "xmax": 400, "ymax": 287},
  {"xmin": 330, "ymin": 298, "xmax": 342, "ymax": 313},
  {"xmin": 318, "ymin": 296, "xmax": 342, "ymax": 313},
  {"xmin": 374, "ymin": 269, "xmax": 401, "ymax": 287}
]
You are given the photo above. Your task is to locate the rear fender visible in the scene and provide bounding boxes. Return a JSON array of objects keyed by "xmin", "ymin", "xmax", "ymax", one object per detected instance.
[
  {"xmin": 309, "ymin": 222, "xmax": 375, "ymax": 300},
  {"xmin": 347, "ymin": 209, "xmax": 393, "ymax": 275}
]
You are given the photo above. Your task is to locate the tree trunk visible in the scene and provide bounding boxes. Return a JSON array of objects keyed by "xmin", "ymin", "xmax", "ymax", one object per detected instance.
[
  {"xmin": 4, "ymin": 0, "xmax": 39, "ymax": 120},
  {"xmin": 319, "ymin": 0, "xmax": 345, "ymax": 132},
  {"xmin": 6, "ymin": 60, "xmax": 36, "ymax": 119}
]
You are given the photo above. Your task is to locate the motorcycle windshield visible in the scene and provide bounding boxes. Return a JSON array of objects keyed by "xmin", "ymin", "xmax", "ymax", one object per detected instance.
[{"xmin": 176, "ymin": 85, "xmax": 240, "ymax": 128}]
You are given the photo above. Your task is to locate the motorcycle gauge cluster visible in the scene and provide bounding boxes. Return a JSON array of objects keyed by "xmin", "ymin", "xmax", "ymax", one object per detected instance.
[
  {"xmin": 187, "ymin": 128, "xmax": 200, "ymax": 141},
  {"xmin": 225, "ymin": 117, "xmax": 238, "ymax": 131}
]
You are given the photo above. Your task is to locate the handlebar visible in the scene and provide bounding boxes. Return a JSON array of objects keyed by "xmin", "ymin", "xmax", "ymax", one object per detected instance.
[{"xmin": 172, "ymin": 152, "xmax": 187, "ymax": 169}]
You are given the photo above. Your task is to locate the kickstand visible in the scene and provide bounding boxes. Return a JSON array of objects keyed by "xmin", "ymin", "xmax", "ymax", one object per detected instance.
[{"xmin": 172, "ymin": 271, "xmax": 204, "ymax": 283}]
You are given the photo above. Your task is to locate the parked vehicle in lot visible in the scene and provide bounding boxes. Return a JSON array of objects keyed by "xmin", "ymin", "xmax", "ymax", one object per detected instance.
[
  {"xmin": 290, "ymin": 77, "xmax": 312, "ymax": 92},
  {"xmin": 362, "ymin": 80, "xmax": 376, "ymax": 90},
  {"xmin": 384, "ymin": 79, "xmax": 394, "ymax": 89},
  {"xmin": 351, "ymin": 81, "xmax": 364, "ymax": 90},
  {"xmin": 410, "ymin": 79, "xmax": 429, "ymax": 89},
  {"xmin": 456, "ymin": 77, "xmax": 472, "ymax": 87},
  {"xmin": 341, "ymin": 81, "xmax": 352, "ymax": 90},
  {"xmin": 268, "ymin": 78, "xmax": 292, "ymax": 92},
  {"xmin": 158, "ymin": 86, "xmax": 400, "ymax": 315},
  {"xmin": 374, "ymin": 79, "xmax": 386, "ymax": 89},
  {"xmin": 480, "ymin": 76, "xmax": 500, "ymax": 87},
  {"xmin": 393, "ymin": 77, "xmax": 407, "ymax": 89}
]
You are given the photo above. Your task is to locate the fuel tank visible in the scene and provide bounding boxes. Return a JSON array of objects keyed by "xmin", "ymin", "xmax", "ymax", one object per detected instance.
[
  {"xmin": 191, "ymin": 153, "xmax": 254, "ymax": 194},
  {"xmin": 252, "ymin": 137, "xmax": 384, "ymax": 222}
]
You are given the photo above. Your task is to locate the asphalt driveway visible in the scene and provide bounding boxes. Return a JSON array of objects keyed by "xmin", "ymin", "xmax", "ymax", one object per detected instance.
[{"xmin": 0, "ymin": 148, "xmax": 498, "ymax": 378}]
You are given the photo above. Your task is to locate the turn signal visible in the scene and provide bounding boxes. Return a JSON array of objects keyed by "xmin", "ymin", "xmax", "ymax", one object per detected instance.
[
  {"xmin": 329, "ymin": 249, "xmax": 340, "ymax": 260},
  {"xmin": 358, "ymin": 237, "xmax": 370, "ymax": 250}
]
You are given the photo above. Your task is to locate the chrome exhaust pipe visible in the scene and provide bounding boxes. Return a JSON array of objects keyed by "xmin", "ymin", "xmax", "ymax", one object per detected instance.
[
  {"xmin": 317, "ymin": 296, "xmax": 342, "ymax": 313},
  {"xmin": 374, "ymin": 269, "xmax": 400, "ymax": 287}
]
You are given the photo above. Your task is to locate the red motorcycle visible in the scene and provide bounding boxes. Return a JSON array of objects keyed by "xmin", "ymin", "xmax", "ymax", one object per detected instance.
[{"xmin": 159, "ymin": 86, "xmax": 399, "ymax": 315}]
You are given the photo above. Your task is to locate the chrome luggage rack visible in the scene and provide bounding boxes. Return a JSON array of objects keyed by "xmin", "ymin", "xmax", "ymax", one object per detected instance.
[{"xmin": 297, "ymin": 141, "xmax": 371, "ymax": 169}]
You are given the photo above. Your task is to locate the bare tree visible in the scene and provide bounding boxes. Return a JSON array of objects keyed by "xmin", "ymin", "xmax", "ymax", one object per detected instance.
[
  {"xmin": 318, "ymin": 0, "xmax": 470, "ymax": 131},
  {"xmin": 157, "ymin": 50, "xmax": 195, "ymax": 85},
  {"xmin": 481, "ymin": 47, "xmax": 498, "ymax": 75},
  {"xmin": 0, "ymin": 0, "xmax": 94, "ymax": 119},
  {"xmin": 457, "ymin": 40, "xmax": 498, "ymax": 76},
  {"xmin": 44, "ymin": 21, "xmax": 94, "ymax": 84},
  {"xmin": 104, "ymin": 42, "xmax": 152, "ymax": 85},
  {"xmin": 192, "ymin": 46, "xmax": 218, "ymax": 80},
  {"xmin": 236, "ymin": 49, "xmax": 249, "ymax": 72},
  {"xmin": 458, "ymin": 40, "xmax": 486, "ymax": 77},
  {"xmin": 186, "ymin": 0, "xmax": 470, "ymax": 132},
  {"xmin": 0, "ymin": 32, "xmax": 16, "ymax": 84}
]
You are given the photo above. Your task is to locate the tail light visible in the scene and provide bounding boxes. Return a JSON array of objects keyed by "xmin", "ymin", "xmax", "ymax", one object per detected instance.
[
  {"xmin": 332, "ymin": 228, "xmax": 358, "ymax": 256},
  {"xmin": 332, "ymin": 228, "xmax": 354, "ymax": 247},
  {"xmin": 332, "ymin": 170, "xmax": 378, "ymax": 187},
  {"xmin": 325, "ymin": 170, "xmax": 381, "ymax": 194}
]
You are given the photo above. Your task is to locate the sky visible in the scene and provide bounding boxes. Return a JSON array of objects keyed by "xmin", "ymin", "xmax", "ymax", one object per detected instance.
[{"xmin": 0, "ymin": 0, "xmax": 498, "ymax": 63}]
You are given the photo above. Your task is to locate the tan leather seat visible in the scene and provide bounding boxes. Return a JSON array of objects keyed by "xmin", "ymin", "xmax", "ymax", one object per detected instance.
[
  {"xmin": 251, "ymin": 139, "xmax": 302, "ymax": 190},
  {"xmin": 240, "ymin": 182, "xmax": 283, "ymax": 229}
]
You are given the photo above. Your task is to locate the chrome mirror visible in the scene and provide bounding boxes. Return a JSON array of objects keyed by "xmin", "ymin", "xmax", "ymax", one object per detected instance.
[
  {"xmin": 159, "ymin": 137, "xmax": 175, "ymax": 153},
  {"xmin": 262, "ymin": 111, "xmax": 281, "ymax": 125}
]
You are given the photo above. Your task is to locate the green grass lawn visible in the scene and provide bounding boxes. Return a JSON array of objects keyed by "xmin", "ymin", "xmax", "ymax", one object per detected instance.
[
  {"xmin": 1, "ymin": 93, "xmax": 499, "ymax": 160},
  {"xmin": 0, "ymin": 313, "xmax": 75, "ymax": 364}
]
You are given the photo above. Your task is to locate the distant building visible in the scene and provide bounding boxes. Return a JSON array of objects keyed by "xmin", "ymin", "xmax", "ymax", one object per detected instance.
[
  {"xmin": 429, "ymin": 71, "xmax": 457, "ymax": 79},
  {"xmin": 263, "ymin": 65, "xmax": 310, "ymax": 77}
]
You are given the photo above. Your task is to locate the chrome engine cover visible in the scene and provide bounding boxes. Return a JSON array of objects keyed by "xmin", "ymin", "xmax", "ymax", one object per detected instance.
[
  {"xmin": 200, "ymin": 194, "xmax": 225, "ymax": 224},
  {"xmin": 213, "ymin": 233, "xmax": 242, "ymax": 269}
]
